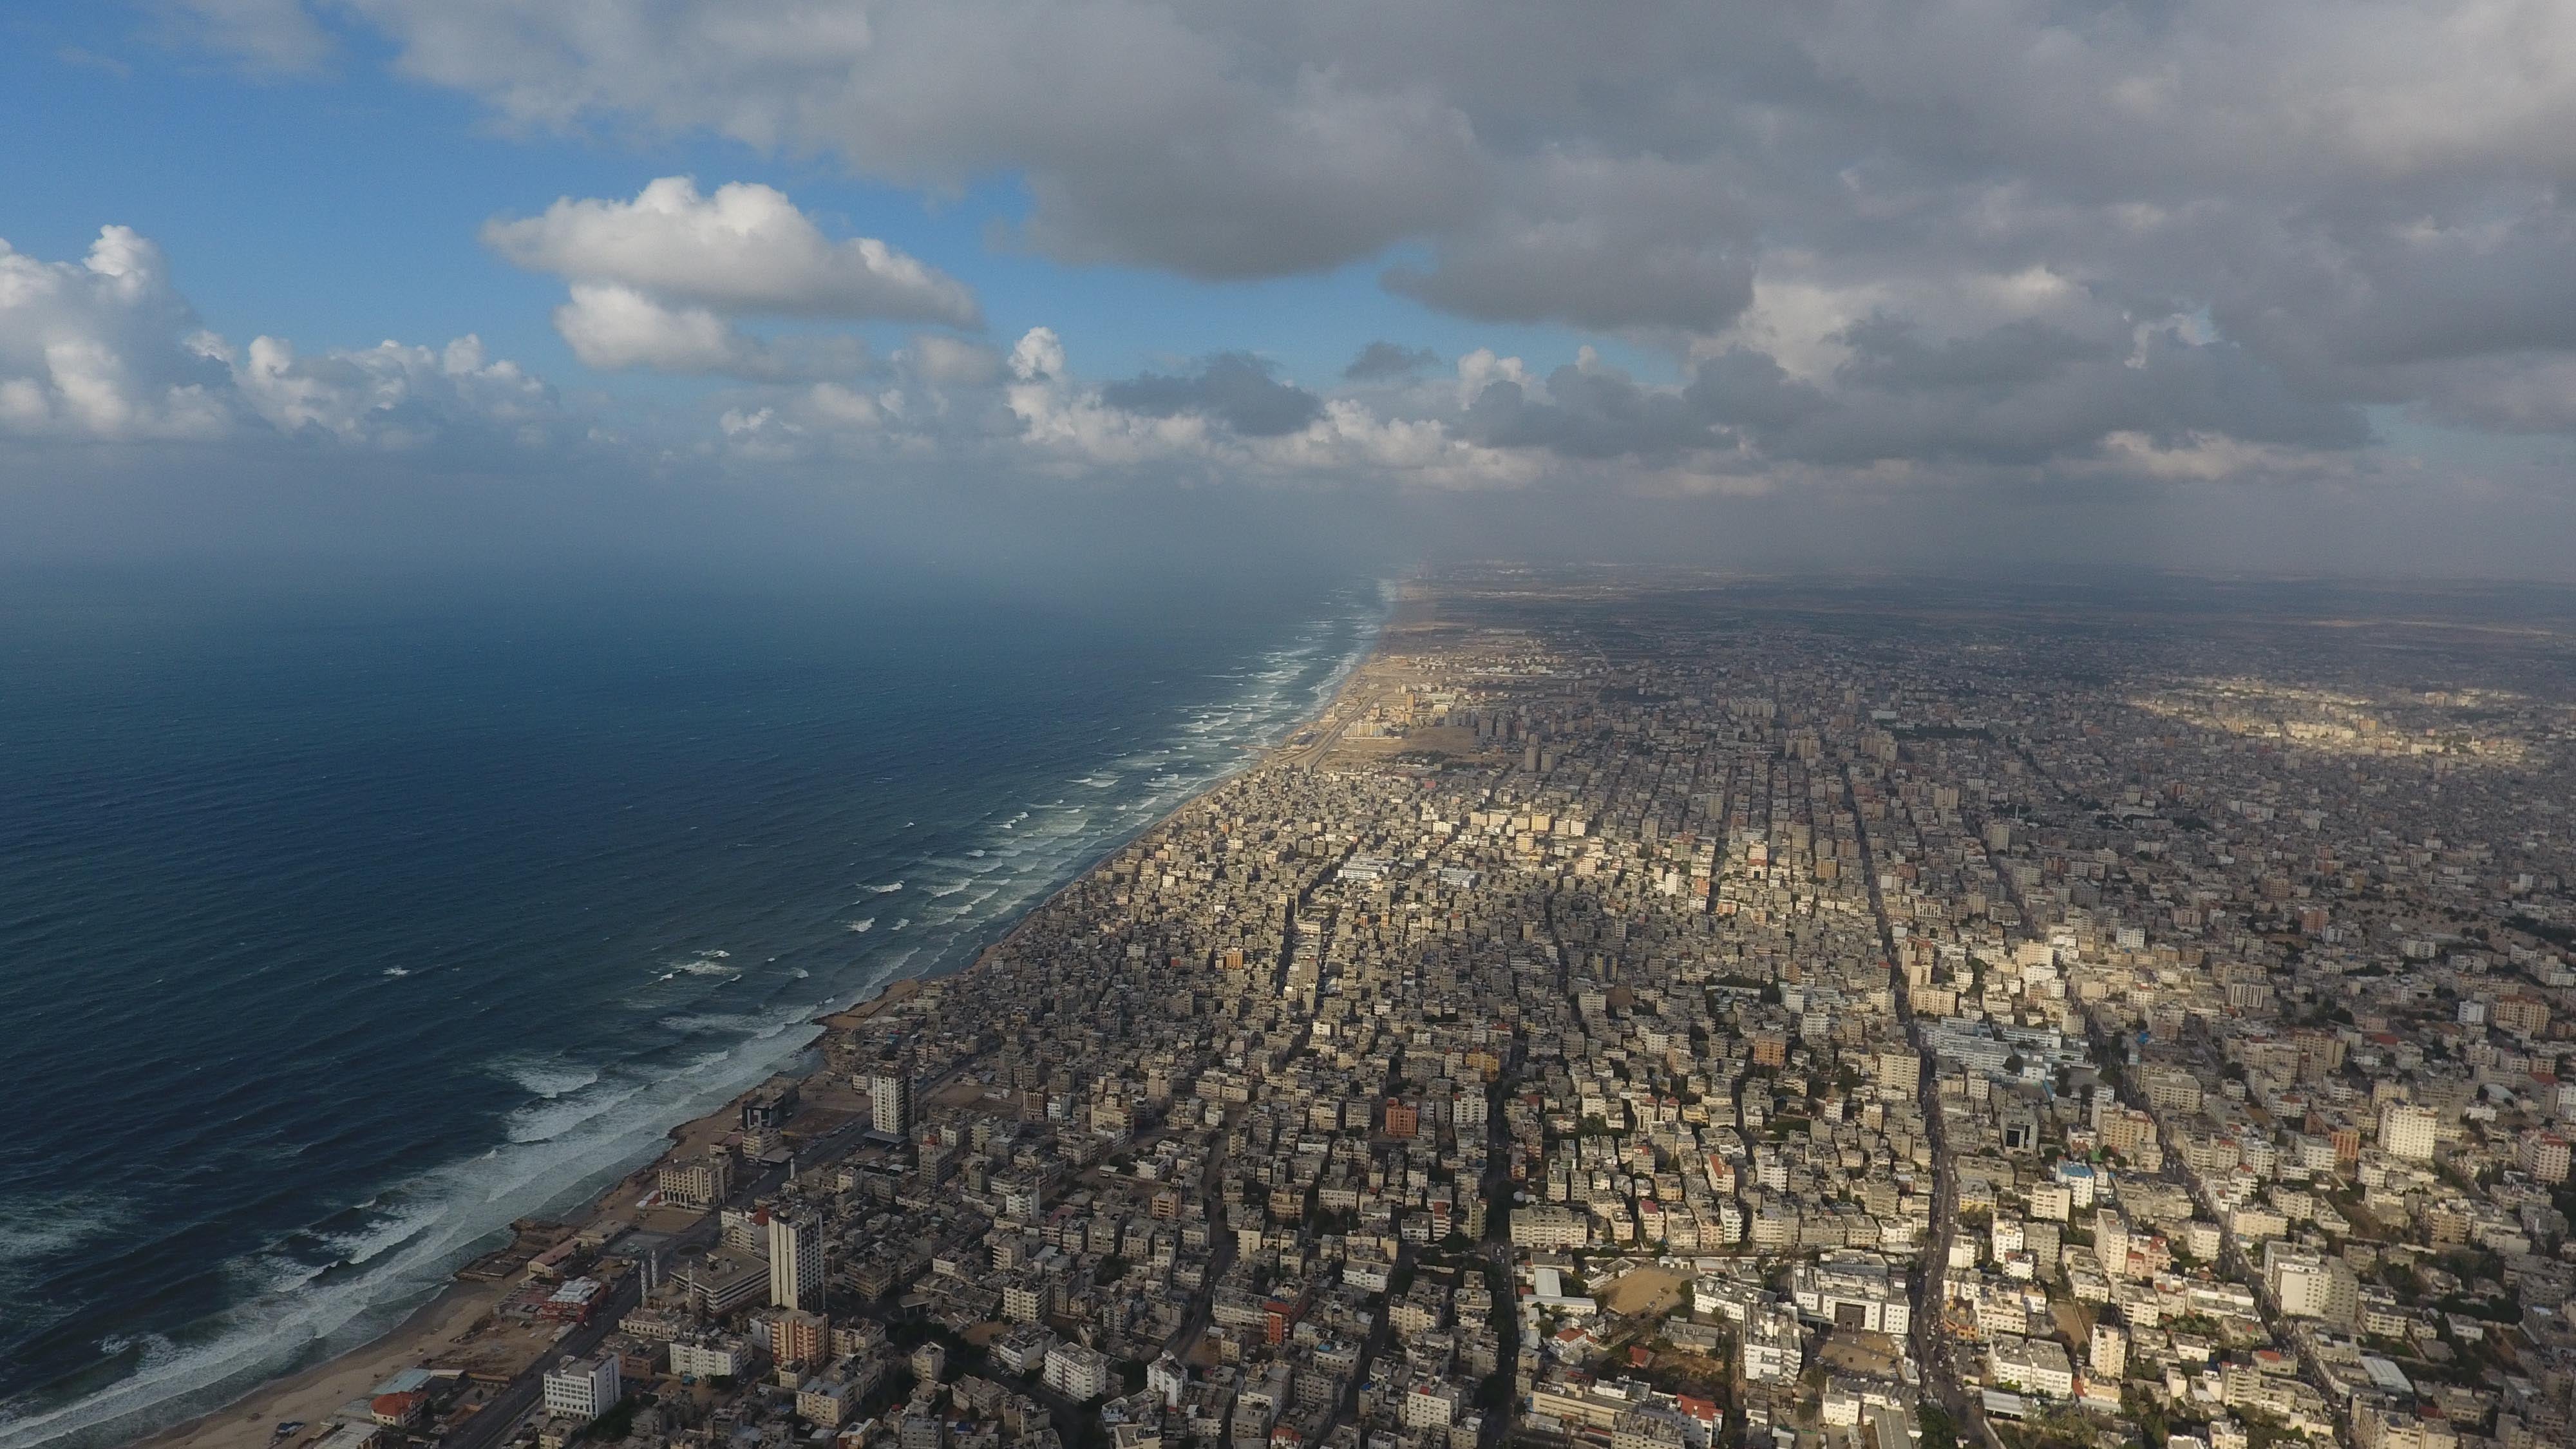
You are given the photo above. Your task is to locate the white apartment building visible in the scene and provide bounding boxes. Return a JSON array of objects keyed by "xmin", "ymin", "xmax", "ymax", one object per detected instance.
[
  {"xmin": 668, "ymin": 1334, "xmax": 747, "ymax": 1380},
  {"xmin": 543, "ymin": 1354, "xmax": 621, "ymax": 1422},
  {"xmin": 2088, "ymin": 1321, "xmax": 2128, "ymax": 1379},
  {"xmin": 867, "ymin": 1070, "xmax": 914, "ymax": 1137},
  {"xmin": 769, "ymin": 1210, "xmax": 826, "ymax": 1311},
  {"xmin": 1741, "ymin": 1306, "xmax": 1801, "ymax": 1384},
  {"xmin": 1043, "ymin": 1342, "xmax": 1113, "ymax": 1401},
  {"xmin": 2517, "ymin": 1130, "xmax": 2571, "ymax": 1184},
  {"xmin": 2264, "ymin": 1244, "xmax": 2359, "ymax": 1328},
  {"xmin": 1790, "ymin": 1252, "xmax": 1911, "ymax": 1336},
  {"xmin": 1509, "ymin": 1204, "xmax": 1589, "ymax": 1249},
  {"xmin": 1403, "ymin": 1382, "xmax": 1463, "ymax": 1431},
  {"xmin": 658, "ymin": 1152, "xmax": 733, "ymax": 1211},
  {"xmin": 2378, "ymin": 1103, "xmax": 2438, "ymax": 1162},
  {"xmin": 1987, "ymin": 1334, "xmax": 2074, "ymax": 1398}
]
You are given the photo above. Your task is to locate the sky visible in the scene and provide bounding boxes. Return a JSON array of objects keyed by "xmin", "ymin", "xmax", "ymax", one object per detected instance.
[{"xmin": 5, "ymin": 1, "xmax": 2576, "ymax": 578}]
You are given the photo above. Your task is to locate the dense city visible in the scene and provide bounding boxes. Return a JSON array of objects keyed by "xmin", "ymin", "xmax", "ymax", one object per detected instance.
[{"xmin": 281, "ymin": 574, "xmax": 2576, "ymax": 1449}]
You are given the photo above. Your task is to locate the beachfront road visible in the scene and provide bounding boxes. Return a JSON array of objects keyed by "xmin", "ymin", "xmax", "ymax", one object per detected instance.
[{"xmin": 437, "ymin": 1272, "xmax": 639, "ymax": 1449}]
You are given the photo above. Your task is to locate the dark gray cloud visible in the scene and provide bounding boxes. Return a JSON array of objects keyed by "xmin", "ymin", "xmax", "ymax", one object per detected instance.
[
  {"xmin": 316, "ymin": 0, "xmax": 2576, "ymax": 471},
  {"xmin": 1451, "ymin": 317, "xmax": 2369, "ymax": 470},
  {"xmin": 1831, "ymin": 317, "xmax": 2117, "ymax": 393},
  {"xmin": 1683, "ymin": 349, "xmax": 1828, "ymax": 437},
  {"xmin": 2402, "ymin": 355, "xmax": 2576, "ymax": 436},
  {"xmin": 1343, "ymin": 342, "xmax": 1440, "ymax": 381},
  {"xmin": 1384, "ymin": 230, "xmax": 1753, "ymax": 333},
  {"xmin": 131, "ymin": 0, "xmax": 2576, "ymax": 502},
  {"xmin": 1382, "ymin": 153, "xmax": 1759, "ymax": 331},
  {"xmin": 1710, "ymin": 317, "xmax": 2371, "ymax": 467},
  {"xmin": 1101, "ymin": 354, "xmax": 1323, "ymax": 437},
  {"xmin": 1460, "ymin": 360, "xmax": 1722, "ymax": 460}
]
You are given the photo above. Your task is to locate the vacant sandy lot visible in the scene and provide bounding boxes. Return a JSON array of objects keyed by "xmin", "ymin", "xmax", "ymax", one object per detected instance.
[{"xmin": 1600, "ymin": 1264, "xmax": 1692, "ymax": 1318}]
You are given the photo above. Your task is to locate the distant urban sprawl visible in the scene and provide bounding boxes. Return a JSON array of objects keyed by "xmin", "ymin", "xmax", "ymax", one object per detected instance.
[{"xmin": 249, "ymin": 572, "xmax": 2576, "ymax": 1449}]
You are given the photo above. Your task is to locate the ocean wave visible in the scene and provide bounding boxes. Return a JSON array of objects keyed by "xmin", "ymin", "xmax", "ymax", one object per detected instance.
[
  {"xmin": 0, "ymin": 1000, "xmax": 841, "ymax": 1449},
  {"xmin": 0, "ymin": 582, "xmax": 1396, "ymax": 1449},
  {"xmin": 315, "ymin": 1201, "xmax": 439, "ymax": 1271},
  {"xmin": 504, "ymin": 1075, "xmax": 650, "ymax": 1145},
  {"xmin": 496, "ymin": 1057, "xmax": 601, "ymax": 1101},
  {"xmin": 654, "ymin": 1012, "xmax": 765, "ymax": 1037},
  {"xmin": 0, "ymin": 1193, "xmax": 133, "ymax": 1296},
  {"xmin": 663, "ymin": 950, "xmax": 734, "ymax": 979}
]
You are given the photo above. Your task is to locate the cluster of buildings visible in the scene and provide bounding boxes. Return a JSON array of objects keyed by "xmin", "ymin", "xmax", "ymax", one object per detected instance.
[{"xmin": 330, "ymin": 574, "xmax": 2576, "ymax": 1449}]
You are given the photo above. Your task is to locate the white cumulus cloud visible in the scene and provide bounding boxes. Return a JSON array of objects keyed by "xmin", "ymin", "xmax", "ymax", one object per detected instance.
[
  {"xmin": 287, "ymin": 0, "xmax": 2576, "ymax": 478},
  {"xmin": 1, "ymin": 226, "xmax": 576, "ymax": 455},
  {"xmin": 484, "ymin": 176, "xmax": 980, "ymax": 327},
  {"xmin": 227, "ymin": 333, "xmax": 563, "ymax": 450},
  {"xmin": 1, "ymin": 227, "xmax": 237, "ymax": 440},
  {"xmin": 550, "ymin": 282, "xmax": 869, "ymax": 380}
]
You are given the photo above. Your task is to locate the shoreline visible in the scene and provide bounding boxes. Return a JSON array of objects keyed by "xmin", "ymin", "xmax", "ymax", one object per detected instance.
[
  {"xmin": 111, "ymin": 589, "xmax": 1399, "ymax": 1449},
  {"xmin": 121, "ymin": 1283, "xmax": 503, "ymax": 1449}
]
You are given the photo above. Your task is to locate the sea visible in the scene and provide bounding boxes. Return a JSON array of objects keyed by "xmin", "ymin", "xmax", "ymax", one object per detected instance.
[{"xmin": 0, "ymin": 562, "xmax": 1387, "ymax": 1448}]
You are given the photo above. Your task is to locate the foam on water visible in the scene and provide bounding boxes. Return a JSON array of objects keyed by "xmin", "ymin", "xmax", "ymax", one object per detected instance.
[
  {"xmin": 498, "ymin": 1058, "xmax": 602, "ymax": 1101},
  {"xmin": 312, "ymin": 1199, "xmax": 446, "ymax": 1271},
  {"xmin": 665, "ymin": 949, "xmax": 734, "ymax": 978},
  {"xmin": 503, "ymin": 1074, "xmax": 652, "ymax": 1145},
  {"xmin": 0, "ymin": 1196, "xmax": 131, "ymax": 1302},
  {"xmin": 0, "ymin": 981, "xmax": 849, "ymax": 1449},
  {"xmin": 653, "ymin": 1012, "xmax": 770, "ymax": 1037},
  {"xmin": 0, "ymin": 578, "xmax": 1392, "ymax": 1449}
]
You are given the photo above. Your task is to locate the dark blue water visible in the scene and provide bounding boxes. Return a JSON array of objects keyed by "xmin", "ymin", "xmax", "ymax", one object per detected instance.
[{"xmin": 0, "ymin": 565, "xmax": 1383, "ymax": 1446}]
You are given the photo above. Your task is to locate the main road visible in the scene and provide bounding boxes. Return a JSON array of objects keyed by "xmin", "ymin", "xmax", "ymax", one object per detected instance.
[{"xmin": 1841, "ymin": 764, "xmax": 1977, "ymax": 1441}]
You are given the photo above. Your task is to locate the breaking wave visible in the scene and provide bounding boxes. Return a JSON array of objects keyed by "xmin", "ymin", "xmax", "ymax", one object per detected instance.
[{"xmin": 0, "ymin": 578, "xmax": 1391, "ymax": 1449}]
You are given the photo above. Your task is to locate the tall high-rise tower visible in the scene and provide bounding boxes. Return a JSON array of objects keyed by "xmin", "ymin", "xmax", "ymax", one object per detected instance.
[
  {"xmin": 869, "ymin": 1069, "xmax": 914, "ymax": 1137},
  {"xmin": 768, "ymin": 1209, "xmax": 826, "ymax": 1310}
]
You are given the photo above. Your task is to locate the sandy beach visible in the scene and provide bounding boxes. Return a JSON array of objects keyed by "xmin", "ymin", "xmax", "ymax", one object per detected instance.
[
  {"xmin": 115, "ymin": 871, "xmax": 1163, "ymax": 1449},
  {"xmin": 118, "ymin": 609, "xmax": 1395, "ymax": 1449},
  {"xmin": 131, "ymin": 1283, "xmax": 501, "ymax": 1449},
  {"xmin": 123, "ymin": 1079, "xmax": 772, "ymax": 1449}
]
